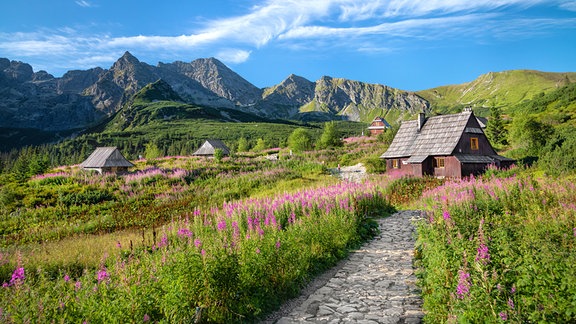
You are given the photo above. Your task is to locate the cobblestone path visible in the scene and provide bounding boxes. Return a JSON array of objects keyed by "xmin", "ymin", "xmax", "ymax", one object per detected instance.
[{"xmin": 273, "ymin": 210, "xmax": 424, "ymax": 324}]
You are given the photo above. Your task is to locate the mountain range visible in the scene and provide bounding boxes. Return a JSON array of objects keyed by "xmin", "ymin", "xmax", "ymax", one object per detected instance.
[{"xmin": 1, "ymin": 52, "xmax": 575, "ymax": 134}]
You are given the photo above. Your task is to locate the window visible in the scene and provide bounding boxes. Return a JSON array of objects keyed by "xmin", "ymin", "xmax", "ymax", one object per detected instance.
[
  {"xmin": 470, "ymin": 137, "xmax": 479, "ymax": 150},
  {"xmin": 392, "ymin": 159, "xmax": 400, "ymax": 169},
  {"xmin": 434, "ymin": 157, "xmax": 445, "ymax": 168}
]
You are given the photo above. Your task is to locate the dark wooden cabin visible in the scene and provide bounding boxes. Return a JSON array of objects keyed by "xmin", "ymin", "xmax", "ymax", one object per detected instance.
[
  {"xmin": 380, "ymin": 110, "xmax": 514, "ymax": 178},
  {"xmin": 368, "ymin": 117, "xmax": 391, "ymax": 136}
]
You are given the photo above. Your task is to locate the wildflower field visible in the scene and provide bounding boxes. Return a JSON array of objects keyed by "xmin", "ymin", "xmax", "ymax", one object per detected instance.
[
  {"xmin": 0, "ymin": 149, "xmax": 396, "ymax": 322},
  {"xmin": 415, "ymin": 171, "xmax": 576, "ymax": 322}
]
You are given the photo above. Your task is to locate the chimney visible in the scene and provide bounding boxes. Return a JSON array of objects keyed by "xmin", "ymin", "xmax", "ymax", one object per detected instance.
[{"xmin": 417, "ymin": 112, "xmax": 426, "ymax": 132}]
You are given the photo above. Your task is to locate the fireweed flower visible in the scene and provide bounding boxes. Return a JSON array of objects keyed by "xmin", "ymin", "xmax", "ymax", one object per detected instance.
[
  {"xmin": 75, "ymin": 281, "xmax": 82, "ymax": 291},
  {"xmin": 97, "ymin": 268, "xmax": 109, "ymax": 283},
  {"xmin": 177, "ymin": 228, "xmax": 192, "ymax": 238},
  {"xmin": 217, "ymin": 220, "xmax": 227, "ymax": 231},
  {"xmin": 9, "ymin": 267, "xmax": 25, "ymax": 286},
  {"xmin": 143, "ymin": 314, "xmax": 150, "ymax": 322},
  {"xmin": 275, "ymin": 241, "xmax": 281, "ymax": 249},
  {"xmin": 194, "ymin": 239, "xmax": 202, "ymax": 248},
  {"xmin": 443, "ymin": 210, "xmax": 451, "ymax": 220},
  {"xmin": 499, "ymin": 311, "xmax": 508, "ymax": 321},
  {"xmin": 508, "ymin": 298, "xmax": 515, "ymax": 309},
  {"xmin": 63, "ymin": 274, "xmax": 70, "ymax": 282},
  {"xmin": 475, "ymin": 243, "xmax": 490, "ymax": 264},
  {"xmin": 456, "ymin": 270, "xmax": 471, "ymax": 299}
]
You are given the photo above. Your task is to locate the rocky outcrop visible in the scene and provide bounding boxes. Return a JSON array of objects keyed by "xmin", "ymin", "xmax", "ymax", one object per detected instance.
[{"xmin": 0, "ymin": 53, "xmax": 431, "ymax": 131}]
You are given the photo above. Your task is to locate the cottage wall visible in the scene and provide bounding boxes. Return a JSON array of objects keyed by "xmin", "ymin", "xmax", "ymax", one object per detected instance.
[
  {"xmin": 385, "ymin": 158, "xmax": 412, "ymax": 176},
  {"xmin": 441, "ymin": 156, "xmax": 463, "ymax": 178},
  {"xmin": 456, "ymin": 119, "xmax": 497, "ymax": 155}
]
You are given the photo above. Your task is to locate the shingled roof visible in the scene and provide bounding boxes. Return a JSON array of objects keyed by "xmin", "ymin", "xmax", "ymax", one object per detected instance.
[
  {"xmin": 80, "ymin": 147, "xmax": 134, "ymax": 168},
  {"xmin": 193, "ymin": 139, "xmax": 230, "ymax": 156},
  {"xmin": 381, "ymin": 111, "xmax": 484, "ymax": 159}
]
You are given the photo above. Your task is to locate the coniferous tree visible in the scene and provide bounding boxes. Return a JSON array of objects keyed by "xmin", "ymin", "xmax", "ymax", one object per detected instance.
[
  {"xmin": 237, "ymin": 137, "xmax": 249, "ymax": 152},
  {"xmin": 486, "ymin": 106, "xmax": 508, "ymax": 145},
  {"xmin": 316, "ymin": 121, "xmax": 343, "ymax": 149},
  {"xmin": 288, "ymin": 128, "xmax": 312, "ymax": 152}
]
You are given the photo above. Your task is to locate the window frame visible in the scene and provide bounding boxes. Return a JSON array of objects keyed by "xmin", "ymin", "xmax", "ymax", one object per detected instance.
[
  {"xmin": 470, "ymin": 137, "xmax": 479, "ymax": 150},
  {"xmin": 434, "ymin": 157, "xmax": 445, "ymax": 168},
  {"xmin": 392, "ymin": 159, "xmax": 400, "ymax": 169}
]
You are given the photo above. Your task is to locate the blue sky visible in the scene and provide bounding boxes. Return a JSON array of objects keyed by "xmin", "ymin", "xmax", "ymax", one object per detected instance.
[{"xmin": 1, "ymin": 0, "xmax": 575, "ymax": 91}]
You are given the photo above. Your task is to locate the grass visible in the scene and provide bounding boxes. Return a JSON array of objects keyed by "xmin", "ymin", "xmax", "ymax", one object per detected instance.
[
  {"xmin": 413, "ymin": 168, "xmax": 576, "ymax": 322},
  {"xmin": 0, "ymin": 176, "xmax": 394, "ymax": 322}
]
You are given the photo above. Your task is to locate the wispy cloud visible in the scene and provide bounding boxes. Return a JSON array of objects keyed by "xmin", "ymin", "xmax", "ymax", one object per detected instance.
[
  {"xmin": 0, "ymin": 0, "xmax": 574, "ymax": 72},
  {"xmin": 75, "ymin": 0, "xmax": 94, "ymax": 8},
  {"xmin": 215, "ymin": 49, "xmax": 252, "ymax": 64}
]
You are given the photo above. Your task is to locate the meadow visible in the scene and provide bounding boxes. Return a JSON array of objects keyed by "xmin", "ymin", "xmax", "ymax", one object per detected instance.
[
  {"xmin": 0, "ymin": 137, "xmax": 397, "ymax": 322},
  {"xmin": 1, "ymin": 136, "xmax": 576, "ymax": 322},
  {"xmin": 413, "ymin": 167, "xmax": 576, "ymax": 322}
]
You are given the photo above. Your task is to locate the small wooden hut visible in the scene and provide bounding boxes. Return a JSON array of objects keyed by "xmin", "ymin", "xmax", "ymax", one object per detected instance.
[
  {"xmin": 368, "ymin": 117, "xmax": 391, "ymax": 136},
  {"xmin": 80, "ymin": 147, "xmax": 134, "ymax": 174},
  {"xmin": 192, "ymin": 139, "xmax": 230, "ymax": 157}
]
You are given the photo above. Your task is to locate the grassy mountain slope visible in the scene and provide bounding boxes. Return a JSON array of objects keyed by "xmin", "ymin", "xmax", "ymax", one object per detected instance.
[
  {"xmin": 418, "ymin": 70, "xmax": 576, "ymax": 116},
  {"xmin": 511, "ymin": 81, "xmax": 576, "ymax": 127}
]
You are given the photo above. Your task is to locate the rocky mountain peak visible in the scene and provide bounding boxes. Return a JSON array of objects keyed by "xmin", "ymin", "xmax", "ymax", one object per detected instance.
[
  {"xmin": 133, "ymin": 79, "xmax": 183, "ymax": 103},
  {"xmin": 187, "ymin": 57, "xmax": 262, "ymax": 106},
  {"xmin": 1, "ymin": 59, "xmax": 34, "ymax": 82}
]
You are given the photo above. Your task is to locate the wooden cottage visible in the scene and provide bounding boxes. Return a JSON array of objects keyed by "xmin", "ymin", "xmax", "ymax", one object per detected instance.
[
  {"xmin": 80, "ymin": 147, "xmax": 134, "ymax": 174},
  {"xmin": 380, "ymin": 110, "xmax": 514, "ymax": 178},
  {"xmin": 368, "ymin": 117, "xmax": 391, "ymax": 136},
  {"xmin": 192, "ymin": 139, "xmax": 230, "ymax": 157}
]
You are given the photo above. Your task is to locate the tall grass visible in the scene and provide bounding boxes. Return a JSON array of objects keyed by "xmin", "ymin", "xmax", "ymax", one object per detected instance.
[
  {"xmin": 0, "ymin": 181, "xmax": 394, "ymax": 322},
  {"xmin": 415, "ymin": 173, "xmax": 576, "ymax": 322}
]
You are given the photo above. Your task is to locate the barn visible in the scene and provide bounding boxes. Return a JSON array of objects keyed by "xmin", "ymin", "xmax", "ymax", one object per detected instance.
[
  {"xmin": 380, "ymin": 109, "xmax": 514, "ymax": 178},
  {"xmin": 192, "ymin": 139, "xmax": 231, "ymax": 157},
  {"xmin": 80, "ymin": 147, "xmax": 134, "ymax": 174}
]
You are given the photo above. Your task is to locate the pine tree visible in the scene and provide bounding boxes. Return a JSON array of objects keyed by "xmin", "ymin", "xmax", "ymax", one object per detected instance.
[
  {"xmin": 316, "ymin": 121, "xmax": 343, "ymax": 149},
  {"xmin": 237, "ymin": 137, "xmax": 249, "ymax": 152},
  {"xmin": 486, "ymin": 106, "xmax": 507, "ymax": 145},
  {"xmin": 288, "ymin": 128, "xmax": 312, "ymax": 152}
]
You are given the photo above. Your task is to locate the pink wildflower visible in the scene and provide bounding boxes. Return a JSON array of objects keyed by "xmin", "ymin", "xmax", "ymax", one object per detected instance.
[
  {"xmin": 63, "ymin": 274, "xmax": 70, "ymax": 282},
  {"xmin": 9, "ymin": 267, "xmax": 25, "ymax": 286},
  {"xmin": 97, "ymin": 268, "xmax": 109, "ymax": 283},
  {"xmin": 475, "ymin": 243, "xmax": 490, "ymax": 264},
  {"xmin": 443, "ymin": 210, "xmax": 451, "ymax": 220},
  {"xmin": 194, "ymin": 239, "xmax": 202, "ymax": 248},
  {"xmin": 508, "ymin": 298, "xmax": 514, "ymax": 309},
  {"xmin": 499, "ymin": 311, "xmax": 508, "ymax": 321},
  {"xmin": 217, "ymin": 220, "xmax": 227, "ymax": 231},
  {"xmin": 177, "ymin": 228, "xmax": 192, "ymax": 238},
  {"xmin": 456, "ymin": 269, "xmax": 471, "ymax": 299},
  {"xmin": 143, "ymin": 314, "xmax": 150, "ymax": 322}
]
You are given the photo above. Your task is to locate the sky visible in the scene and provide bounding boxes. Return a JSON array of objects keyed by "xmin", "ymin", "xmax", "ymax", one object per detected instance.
[{"xmin": 0, "ymin": 0, "xmax": 575, "ymax": 91}]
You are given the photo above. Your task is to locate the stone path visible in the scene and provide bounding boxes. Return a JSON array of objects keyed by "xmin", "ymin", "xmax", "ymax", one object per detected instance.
[
  {"xmin": 331, "ymin": 163, "xmax": 367, "ymax": 183},
  {"xmin": 271, "ymin": 210, "xmax": 424, "ymax": 324}
]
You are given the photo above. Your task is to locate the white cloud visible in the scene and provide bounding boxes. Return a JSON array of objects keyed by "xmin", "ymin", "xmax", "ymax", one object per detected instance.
[
  {"xmin": 0, "ymin": 0, "xmax": 574, "ymax": 72},
  {"xmin": 215, "ymin": 49, "xmax": 252, "ymax": 64},
  {"xmin": 560, "ymin": 1, "xmax": 576, "ymax": 11},
  {"xmin": 75, "ymin": 0, "xmax": 94, "ymax": 8}
]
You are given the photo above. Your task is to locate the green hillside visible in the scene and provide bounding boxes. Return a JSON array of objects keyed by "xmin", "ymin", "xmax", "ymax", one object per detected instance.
[
  {"xmin": 418, "ymin": 70, "xmax": 576, "ymax": 116},
  {"xmin": 510, "ymin": 81, "xmax": 576, "ymax": 126}
]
